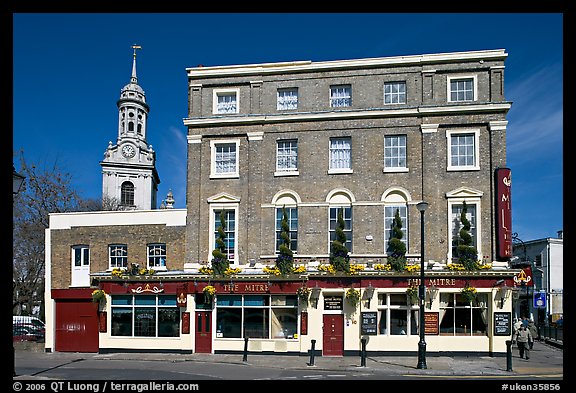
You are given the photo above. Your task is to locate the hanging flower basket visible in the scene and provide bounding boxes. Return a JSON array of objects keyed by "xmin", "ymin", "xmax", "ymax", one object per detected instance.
[
  {"xmin": 203, "ymin": 285, "xmax": 216, "ymax": 304},
  {"xmin": 91, "ymin": 289, "xmax": 107, "ymax": 310},
  {"xmin": 297, "ymin": 286, "xmax": 311, "ymax": 305},
  {"xmin": 461, "ymin": 286, "xmax": 478, "ymax": 303},
  {"xmin": 406, "ymin": 285, "xmax": 419, "ymax": 304},
  {"xmin": 345, "ymin": 288, "xmax": 361, "ymax": 308}
]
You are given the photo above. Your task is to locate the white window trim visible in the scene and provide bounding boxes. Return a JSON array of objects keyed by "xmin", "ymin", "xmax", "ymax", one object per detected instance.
[
  {"xmin": 276, "ymin": 87, "xmax": 298, "ymax": 111},
  {"xmin": 212, "ymin": 88, "xmax": 240, "ymax": 114},
  {"xmin": 447, "ymin": 74, "xmax": 478, "ymax": 103},
  {"xmin": 147, "ymin": 243, "xmax": 167, "ymax": 271},
  {"xmin": 327, "ymin": 203, "xmax": 353, "ymax": 254},
  {"xmin": 446, "ymin": 197, "xmax": 482, "ymax": 263},
  {"xmin": 208, "ymin": 203, "xmax": 239, "ymax": 266},
  {"xmin": 210, "ymin": 139, "xmax": 240, "ymax": 179},
  {"xmin": 275, "ymin": 139, "xmax": 299, "ymax": 176},
  {"xmin": 383, "ymin": 134, "xmax": 408, "ymax": 173},
  {"xmin": 446, "ymin": 128, "xmax": 480, "ymax": 171},
  {"xmin": 328, "ymin": 137, "xmax": 353, "ymax": 174},
  {"xmin": 383, "ymin": 81, "xmax": 407, "ymax": 105}
]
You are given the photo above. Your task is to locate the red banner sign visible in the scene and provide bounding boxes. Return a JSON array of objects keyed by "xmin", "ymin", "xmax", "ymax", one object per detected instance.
[{"xmin": 496, "ymin": 168, "xmax": 512, "ymax": 259}]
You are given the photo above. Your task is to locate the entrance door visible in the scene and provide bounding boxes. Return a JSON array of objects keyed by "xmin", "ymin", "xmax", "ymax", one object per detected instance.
[
  {"xmin": 195, "ymin": 311, "xmax": 212, "ymax": 353},
  {"xmin": 71, "ymin": 246, "xmax": 90, "ymax": 287},
  {"xmin": 55, "ymin": 300, "xmax": 99, "ymax": 352},
  {"xmin": 322, "ymin": 314, "xmax": 344, "ymax": 356}
]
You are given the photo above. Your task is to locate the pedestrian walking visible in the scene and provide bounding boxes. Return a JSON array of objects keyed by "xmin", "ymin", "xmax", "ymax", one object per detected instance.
[
  {"xmin": 527, "ymin": 320, "xmax": 538, "ymax": 349},
  {"xmin": 513, "ymin": 325, "xmax": 533, "ymax": 359}
]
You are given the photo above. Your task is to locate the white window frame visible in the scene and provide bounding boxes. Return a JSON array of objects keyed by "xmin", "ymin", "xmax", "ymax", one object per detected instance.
[
  {"xmin": 275, "ymin": 206, "xmax": 298, "ymax": 254},
  {"xmin": 330, "ymin": 85, "xmax": 352, "ymax": 108},
  {"xmin": 446, "ymin": 197, "xmax": 482, "ymax": 263},
  {"xmin": 384, "ymin": 204, "xmax": 409, "ymax": 255},
  {"xmin": 210, "ymin": 139, "xmax": 240, "ymax": 179},
  {"xmin": 384, "ymin": 81, "xmax": 407, "ymax": 105},
  {"xmin": 377, "ymin": 292, "xmax": 419, "ymax": 336},
  {"xmin": 212, "ymin": 88, "xmax": 240, "ymax": 114},
  {"xmin": 109, "ymin": 244, "xmax": 128, "ymax": 270},
  {"xmin": 277, "ymin": 88, "xmax": 298, "ymax": 111},
  {"xmin": 447, "ymin": 74, "xmax": 477, "ymax": 103},
  {"xmin": 208, "ymin": 203, "xmax": 239, "ymax": 266},
  {"xmin": 328, "ymin": 137, "xmax": 353, "ymax": 174},
  {"xmin": 147, "ymin": 243, "xmax": 167, "ymax": 271},
  {"xmin": 275, "ymin": 139, "xmax": 299, "ymax": 176},
  {"xmin": 446, "ymin": 129, "xmax": 480, "ymax": 171},
  {"xmin": 383, "ymin": 134, "xmax": 408, "ymax": 173}
]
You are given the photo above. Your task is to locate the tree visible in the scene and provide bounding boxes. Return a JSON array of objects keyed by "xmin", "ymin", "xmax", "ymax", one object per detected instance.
[
  {"xmin": 211, "ymin": 211, "xmax": 230, "ymax": 276},
  {"xmin": 330, "ymin": 208, "xmax": 350, "ymax": 273},
  {"xmin": 456, "ymin": 201, "xmax": 479, "ymax": 270},
  {"xmin": 13, "ymin": 152, "xmax": 85, "ymax": 318},
  {"xmin": 388, "ymin": 208, "xmax": 407, "ymax": 271},
  {"xmin": 276, "ymin": 206, "xmax": 294, "ymax": 275}
]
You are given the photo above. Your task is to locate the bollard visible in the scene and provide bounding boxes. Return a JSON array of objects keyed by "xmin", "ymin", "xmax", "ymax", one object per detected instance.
[
  {"xmin": 242, "ymin": 337, "xmax": 249, "ymax": 362},
  {"xmin": 308, "ymin": 339, "xmax": 316, "ymax": 366},
  {"xmin": 360, "ymin": 338, "xmax": 367, "ymax": 367},
  {"xmin": 506, "ymin": 339, "xmax": 513, "ymax": 371},
  {"xmin": 13, "ymin": 345, "xmax": 16, "ymax": 377}
]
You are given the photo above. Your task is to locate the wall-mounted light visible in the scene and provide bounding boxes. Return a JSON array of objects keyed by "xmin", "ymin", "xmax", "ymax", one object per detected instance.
[
  {"xmin": 364, "ymin": 283, "xmax": 375, "ymax": 307},
  {"xmin": 427, "ymin": 284, "xmax": 439, "ymax": 309},
  {"xmin": 310, "ymin": 284, "xmax": 321, "ymax": 309},
  {"xmin": 498, "ymin": 284, "xmax": 511, "ymax": 309}
]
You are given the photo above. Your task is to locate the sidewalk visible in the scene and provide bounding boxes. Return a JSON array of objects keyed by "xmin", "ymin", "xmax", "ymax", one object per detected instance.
[{"xmin": 14, "ymin": 340, "xmax": 563, "ymax": 379}]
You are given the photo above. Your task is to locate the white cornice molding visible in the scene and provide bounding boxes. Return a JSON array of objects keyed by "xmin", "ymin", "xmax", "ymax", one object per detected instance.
[
  {"xmin": 186, "ymin": 49, "xmax": 507, "ymax": 78},
  {"xmin": 488, "ymin": 120, "xmax": 509, "ymax": 131},
  {"xmin": 49, "ymin": 209, "xmax": 187, "ymax": 229},
  {"xmin": 183, "ymin": 103, "xmax": 511, "ymax": 127},
  {"xmin": 187, "ymin": 135, "xmax": 202, "ymax": 144}
]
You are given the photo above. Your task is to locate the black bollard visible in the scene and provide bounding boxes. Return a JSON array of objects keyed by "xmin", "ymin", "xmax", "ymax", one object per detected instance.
[
  {"xmin": 360, "ymin": 338, "xmax": 367, "ymax": 367},
  {"xmin": 242, "ymin": 337, "xmax": 249, "ymax": 362},
  {"xmin": 308, "ymin": 339, "xmax": 316, "ymax": 366},
  {"xmin": 506, "ymin": 340, "xmax": 513, "ymax": 371}
]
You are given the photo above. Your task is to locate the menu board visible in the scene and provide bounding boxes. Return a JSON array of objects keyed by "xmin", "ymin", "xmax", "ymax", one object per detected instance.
[
  {"xmin": 424, "ymin": 312, "xmax": 439, "ymax": 335},
  {"xmin": 361, "ymin": 312, "xmax": 378, "ymax": 335},
  {"xmin": 494, "ymin": 312, "xmax": 511, "ymax": 336}
]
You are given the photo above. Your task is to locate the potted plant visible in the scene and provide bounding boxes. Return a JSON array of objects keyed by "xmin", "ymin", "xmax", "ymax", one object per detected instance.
[
  {"xmin": 203, "ymin": 285, "xmax": 216, "ymax": 304},
  {"xmin": 461, "ymin": 285, "xmax": 478, "ymax": 303},
  {"xmin": 345, "ymin": 288, "xmax": 361, "ymax": 308}
]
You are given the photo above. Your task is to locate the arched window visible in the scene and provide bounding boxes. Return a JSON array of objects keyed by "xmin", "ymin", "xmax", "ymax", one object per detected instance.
[
  {"xmin": 272, "ymin": 191, "xmax": 300, "ymax": 254},
  {"xmin": 381, "ymin": 188, "xmax": 411, "ymax": 254},
  {"xmin": 327, "ymin": 189, "xmax": 354, "ymax": 252},
  {"xmin": 128, "ymin": 122, "xmax": 134, "ymax": 132},
  {"xmin": 121, "ymin": 182, "xmax": 135, "ymax": 206}
]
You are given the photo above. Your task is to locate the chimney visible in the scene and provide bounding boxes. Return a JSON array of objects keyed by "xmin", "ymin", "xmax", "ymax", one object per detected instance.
[{"xmin": 556, "ymin": 230, "xmax": 563, "ymax": 239}]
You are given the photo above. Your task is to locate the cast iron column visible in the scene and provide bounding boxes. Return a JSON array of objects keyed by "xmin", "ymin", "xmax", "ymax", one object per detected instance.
[{"xmin": 416, "ymin": 201, "xmax": 429, "ymax": 369}]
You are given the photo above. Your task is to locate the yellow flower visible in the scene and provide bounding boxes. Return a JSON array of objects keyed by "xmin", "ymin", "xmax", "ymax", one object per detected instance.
[
  {"xmin": 203, "ymin": 285, "xmax": 216, "ymax": 296},
  {"xmin": 374, "ymin": 263, "xmax": 391, "ymax": 271}
]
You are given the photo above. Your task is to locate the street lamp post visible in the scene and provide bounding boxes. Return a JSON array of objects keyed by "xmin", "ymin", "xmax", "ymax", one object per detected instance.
[
  {"xmin": 416, "ymin": 200, "xmax": 429, "ymax": 370},
  {"xmin": 13, "ymin": 165, "xmax": 26, "ymax": 377}
]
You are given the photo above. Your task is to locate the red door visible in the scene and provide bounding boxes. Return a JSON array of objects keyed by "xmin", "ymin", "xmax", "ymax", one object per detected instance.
[
  {"xmin": 55, "ymin": 300, "xmax": 99, "ymax": 352},
  {"xmin": 322, "ymin": 314, "xmax": 344, "ymax": 356},
  {"xmin": 194, "ymin": 311, "xmax": 212, "ymax": 353}
]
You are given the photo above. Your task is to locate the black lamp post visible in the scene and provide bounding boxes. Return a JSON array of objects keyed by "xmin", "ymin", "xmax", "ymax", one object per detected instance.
[{"xmin": 416, "ymin": 200, "xmax": 429, "ymax": 369}]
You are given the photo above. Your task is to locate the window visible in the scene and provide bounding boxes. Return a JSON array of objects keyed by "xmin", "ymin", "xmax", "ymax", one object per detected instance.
[
  {"xmin": 384, "ymin": 135, "xmax": 407, "ymax": 171},
  {"xmin": 277, "ymin": 88, "xmax": 298, "ymax": 110},
  {"xmin": 377, "ymin": 293, "xmax": 419, "ymax": 335},
  {"xmin": 72, "ymin": 245, "xmax": 90, "ymax": 268},
  {"xmin": 329, "ymin": 137, "xmax": 352, "ymax": 173},
  {"xmin": 330, "ymin": 85, "xmax": 352, "ymax": 107},
  {"xmin": 210, "ymin": 140, "xmax": 240, "ymax": 178},
  {"xmin": 448, "ymin": 76, "xmax": 476, "ymax": 102},
  {"xmin": 148, "ymin": 243, "xmax": 166, "ymax": 269},
  {"xmin": 451, "ymin": 203, "xmax": 478, "ymax": 258},
  {"xmin": 276, "ymin": 207, "xmax": 298, "ymax": 253},
  {"xmin": 329, "ymin": 206, "xmax": 352, "ymax": 252},
  {"xmin": 214, "ymin": 209, "xmax": 236, "ymax": 263},
  {"xmin": 446, "ymin": 129, "xmax": 480, "ymax": 171},
  {"xmin": 213, "ymin": 89, "xmax": 239, "ymax": 114},
  {"xmin": 276, "ymin": 140, "xmax": 298, "ymax": 174},
  {"xmin": 120, "ymin": 181, "xmax": 135, "ymax": 206},
  {"xmin": 215, "ymin": 295, "xmax": 298, "ymax": 339},
  {"xmin": 384, "ymin": 82, "xmax": 406, "ymax": 104},
  {"xmin": 384, "ymin": 205, "xmax": 408, "ymax": 253},
  {"xmin": 111, "ymin": 295, "xmax": 179, "ymax": 337},
  {"xmin": 439, "ymin": 292, "xmax": 488, "ymax": 336},
  {"xmin": 109, "ymin": 244, "xmax": 128, "ymax": 269}
]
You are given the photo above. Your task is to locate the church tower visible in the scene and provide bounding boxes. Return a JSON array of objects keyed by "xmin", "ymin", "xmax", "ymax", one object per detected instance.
[{"xmin": 100, "ymin": 45, "xmax": 160, "ymax": 210}]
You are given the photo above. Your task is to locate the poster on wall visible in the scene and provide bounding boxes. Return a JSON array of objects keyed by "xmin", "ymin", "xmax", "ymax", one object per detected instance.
[
  {"xmin": 494, "ymin": 312, "xmax": 511, "ymax": 336},
  {"xmin": 361, "ymin": 312, "xmax": 377, "ymax": 335}
]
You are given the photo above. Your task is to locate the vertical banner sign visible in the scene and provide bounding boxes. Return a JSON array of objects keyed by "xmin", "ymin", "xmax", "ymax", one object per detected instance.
[
  {"xmin": 176, "ymin": 284, "xmax": 187, "ymax": 308},
  {"xmin": 300, "ymin": 312, "xmax": 308, "ymax": 335},
  {"xmin": 182, "ymin": 312, "xmax": 190, "ymax": 334},
  {"xmin": 496, "ymin": 168, "xmax": 512, "ymax": 259}
]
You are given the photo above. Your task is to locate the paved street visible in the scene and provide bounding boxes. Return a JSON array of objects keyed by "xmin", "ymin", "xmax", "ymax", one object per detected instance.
[{"xmin": 14, "ymin": 340, "xmax": 563, "ymax": 382}]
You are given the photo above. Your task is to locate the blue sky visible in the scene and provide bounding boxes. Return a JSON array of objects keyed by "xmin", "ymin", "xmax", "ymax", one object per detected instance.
[{"xmin": 12, "ymin": 13, "xmax": 563, "ymax": 242}]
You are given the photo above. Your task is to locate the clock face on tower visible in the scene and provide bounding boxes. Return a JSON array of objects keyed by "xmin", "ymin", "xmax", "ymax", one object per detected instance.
[{"xmin": 122, "ymin": 144, "xmax": 136, "ymax": 158}]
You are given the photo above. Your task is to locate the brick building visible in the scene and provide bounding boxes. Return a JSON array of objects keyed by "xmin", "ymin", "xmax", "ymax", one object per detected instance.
[{"xmin": 45, "ymin": 49, "xmax": 523, "ymax": 357}]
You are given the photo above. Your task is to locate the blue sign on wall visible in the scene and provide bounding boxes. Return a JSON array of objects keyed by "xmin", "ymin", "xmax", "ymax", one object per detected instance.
[{"xmin": 533, "ymin": 290, "xmax": 546, "ymax": 309}]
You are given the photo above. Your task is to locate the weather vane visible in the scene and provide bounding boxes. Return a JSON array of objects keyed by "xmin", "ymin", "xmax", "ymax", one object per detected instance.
[{"xmin": 132, "ymin": 44, "xmax": 142, "ymax": 58}]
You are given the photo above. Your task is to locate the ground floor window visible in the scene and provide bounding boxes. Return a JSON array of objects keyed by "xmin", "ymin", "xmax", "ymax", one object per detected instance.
[
  {"xmin": 377, "ymin": 293, "xmax": 419, "ymax": 335},
  {"xmin": 111, "ymin": 295, "xmax": 179, "ymax": 337},
  {"xmin": 439, "ymin": 293, "xmax": 488, "ymax": 336},
  {"xmin": 216, "ymin": 295, "xmax": 298, "ymax": 339}
]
